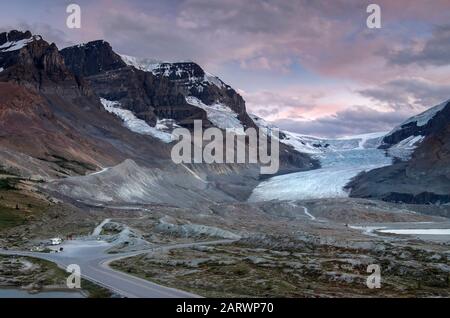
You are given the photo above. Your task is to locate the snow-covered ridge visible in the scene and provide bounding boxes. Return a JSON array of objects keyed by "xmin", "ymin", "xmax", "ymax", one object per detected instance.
[
  {"xmin": 186, "ymin": 96, "xmax": 245, "ymax": 133},
  {"xmin": 250, "ymin": 114, "xmax": 386, "ymax": 154},
  {"xmin": 382, "ymin": 100, "xmax": 449, "ymax": 160},
  {"xmin": 100, "ymin": 98, "xmax": 173, "ymax": 143},
  {"xmin": 119, "ymin": 54, "xmax": 226, "ymax": 91},
  {"xmin": 387, "ymin": 100, "xmax": 449, "ymax": 136},
  {"xmin": 0, "ymin": 35, "xmax": 41, "ymax": 52},
  {"xmin": 119, "ymin": 54, "xmax": 164, "ymax": 73}
]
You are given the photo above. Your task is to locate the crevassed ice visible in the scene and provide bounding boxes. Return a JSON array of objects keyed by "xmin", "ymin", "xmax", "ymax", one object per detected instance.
[
  {"xmin": 100, "ymin": 98, "xmax": 173, "ymax": 143},
  {"xmin": 248, "ymin": 148, "xmax": 392, "ymax": 202}
]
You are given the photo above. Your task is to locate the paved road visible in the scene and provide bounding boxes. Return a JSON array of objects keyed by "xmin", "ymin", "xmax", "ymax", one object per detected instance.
[{"xmin": 0, "ymin": 239, "xmax": 235, "ymax": 298}]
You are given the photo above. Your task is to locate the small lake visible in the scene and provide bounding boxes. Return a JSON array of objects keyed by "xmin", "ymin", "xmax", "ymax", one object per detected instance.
[{"xmin": 0, "ymin": 289, "xmax": 84, "ymax": 298}]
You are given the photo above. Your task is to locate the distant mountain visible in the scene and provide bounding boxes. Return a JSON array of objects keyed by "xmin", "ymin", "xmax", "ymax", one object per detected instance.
[
  {"xmin": 250, "ymin": 114, "xmax": 387, "ymax": 154},
  {"xmin": 346, "ymin": 100, "xmax": 450, "ymax": 204}
]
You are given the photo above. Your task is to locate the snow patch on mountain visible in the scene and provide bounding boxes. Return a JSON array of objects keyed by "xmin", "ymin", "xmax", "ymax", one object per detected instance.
[
  {"xmin": 204, "ymin": 72, "xmax": 226, "ymax": 89},
  {"xmin": 100, "ymin": 98, "xmax": 173, "ymax": 143},
  {"xmin": 250, "ymin": 114, "xmax": 386, "ymax": 154},
  {"xmin": 156, "ymin": 118, "xmax": 181, "ymax": 132},
  {"xmin": 386, "ymin": 100, "xmax": 450, "ymax": 140},
  {"xmin": 381, "ymin": 100, "xmax": 449, "ymax": 160},
  {"xmin": 119, "ymin": 54, "xmax": 163, "ymax": 73},
  {"xmin": 280, "ymin": 132, "xmax": 325, "ymax": 154},
  {"xmin": 390, "ymin": 100, "xmax": 448, "ymax": 131},
  {"xmin": 186, "ymin": 96, "xmax": 245, "ymax": 133},
  {"xmin": 119, "ymin": 54, "xmax": 227, "ymax": 91},
  {"xmin": 387, "ymin": 135, "xmax": 425, "ymax": 161},
  {"xmin": 0, "ymin": 35, "xmax": 41, "ymax": 52}
]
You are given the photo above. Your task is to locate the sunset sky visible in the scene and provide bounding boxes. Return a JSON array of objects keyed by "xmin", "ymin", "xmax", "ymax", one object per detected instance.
[{"xmin": 1, "ymin": 0, "xmax": 450, "ymax": 137}]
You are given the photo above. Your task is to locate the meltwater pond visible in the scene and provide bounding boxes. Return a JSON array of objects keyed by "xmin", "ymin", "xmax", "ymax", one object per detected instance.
[
  {"xmin": 249, "ymin": 149, "xmax": 392, "ymax": 202},
  {"xmin": 0, "ymin": 289, "xmax": 84, "ymax": 298}
]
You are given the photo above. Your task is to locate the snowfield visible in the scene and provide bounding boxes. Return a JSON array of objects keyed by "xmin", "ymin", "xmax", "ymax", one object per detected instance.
[
  {"xmin": 100, "ymin": 98, "xmax": 173, "ymax": 143},
  {"xmin": 119, "ymin": 54, "xmax": 163, "ymax": 73},
  {"xmin": 119, "ymin": 54, "xmax": 227, "ymax": 91},
  {"xmin": 250, "ymin": 114, "xmax": 387, "ymax": 154},
  {"xmin": 186, "ymin": 96, "xmax": 245, "ymax": 133}
]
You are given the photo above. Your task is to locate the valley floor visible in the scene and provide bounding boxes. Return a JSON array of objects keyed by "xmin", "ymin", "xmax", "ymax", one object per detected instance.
[
  {"xmin": 0, "ymin": 152, "xmax": 449, "ymax": 298},
  {"xmin": 0, "ymin": 190, "xmax": 449, "ymax": 297}
]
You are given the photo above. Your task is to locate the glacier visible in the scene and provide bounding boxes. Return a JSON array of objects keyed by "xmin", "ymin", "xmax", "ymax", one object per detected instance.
[{"xmin": 248, "ymin": 148, "xmax": 392, "ymax": 202}]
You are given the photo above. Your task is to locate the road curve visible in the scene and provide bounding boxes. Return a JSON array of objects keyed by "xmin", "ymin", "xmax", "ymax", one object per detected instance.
[{"xmin": 0, "ymin": 239, "xmax": 236, "ymax": 298}]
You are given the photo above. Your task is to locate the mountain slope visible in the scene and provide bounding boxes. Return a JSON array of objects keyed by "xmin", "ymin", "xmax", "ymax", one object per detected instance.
[
  {"xmin": 346, "ymin": 100, "xmax": 450, "ymax": 204},
  {"xmin": 61, "ymin": 43, "xmax": 317, "ymax": 174},
  {"xmin": 0, "ymin": 30, "xmax": 318, "ymax": 207},
  {"xmin": 60, "ymin": 41, "xmax": 207, "ymax": 128}
]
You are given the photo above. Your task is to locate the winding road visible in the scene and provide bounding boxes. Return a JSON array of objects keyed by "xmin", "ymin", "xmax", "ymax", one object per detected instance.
[{"xmin": 0, "ymin": 239, "xmax": 235, "ymax": 298}]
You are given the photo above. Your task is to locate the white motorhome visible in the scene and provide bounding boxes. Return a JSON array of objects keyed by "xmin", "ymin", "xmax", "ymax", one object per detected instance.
[{"xmin": 49, "ymin": 238, "xmax": 62, "ymax": 245}]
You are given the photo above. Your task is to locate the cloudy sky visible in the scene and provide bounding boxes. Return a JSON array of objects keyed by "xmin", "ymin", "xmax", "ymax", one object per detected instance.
[{"xmin": 1, "ymin": 0, "xmax": 450, "ymax": 137}]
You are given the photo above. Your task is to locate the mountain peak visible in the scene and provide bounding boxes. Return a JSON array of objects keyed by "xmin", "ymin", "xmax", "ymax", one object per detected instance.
[
  {"xmin": 0, "ymin": 30, "xmax": 79, "ymax": 90},
  {"xmin": 61, "ymin": 40, "xmax": 126, "ymax": 77},
  {"xmin": 0, "ymin": 30, "xmax": 32, "ymax": 44},
  {"xmin": 0, "ymin": 30, "xmax": 43, "ymax": 53}
]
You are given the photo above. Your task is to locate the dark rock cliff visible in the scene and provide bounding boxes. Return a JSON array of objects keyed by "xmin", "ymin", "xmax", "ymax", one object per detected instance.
[{"xmin": 60, "ymin": 41, "xmax": 208, "ymax": 127}]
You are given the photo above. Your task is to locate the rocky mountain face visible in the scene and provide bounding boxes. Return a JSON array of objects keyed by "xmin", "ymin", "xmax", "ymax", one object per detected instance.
[
  {"xmin": 60, "ymin": 41, "xmax": 207, "ymax": 127},
  {"xmin": 380, "ymin": 101, "xmax": 450, "ymax": 150},
  {"xmin": 347, "ymin": 101, "xmax": 450, "ymax": 204},
  {"xmin": 0, "ymin": 31, "xmax": 215, "ymax": 178},
  {"xmin": 0, "ymin": 30, "xmax": 316, "ymax": 206},
  {"xmin": 0, "ymin": 30, "xmax": 82, "ymax": 93},
  {"xmin": 60, "ymin": 40, "xmax": 316, "ymax": 173},
  {"xmin": 149, "ymin": 61, "xmax": 256, "ymax": 128}
]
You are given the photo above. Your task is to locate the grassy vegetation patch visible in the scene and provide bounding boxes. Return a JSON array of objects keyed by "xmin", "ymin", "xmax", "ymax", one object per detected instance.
[{"xmin": 0, "ymin": 206, "xmax": 26, "ymax": 230}]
